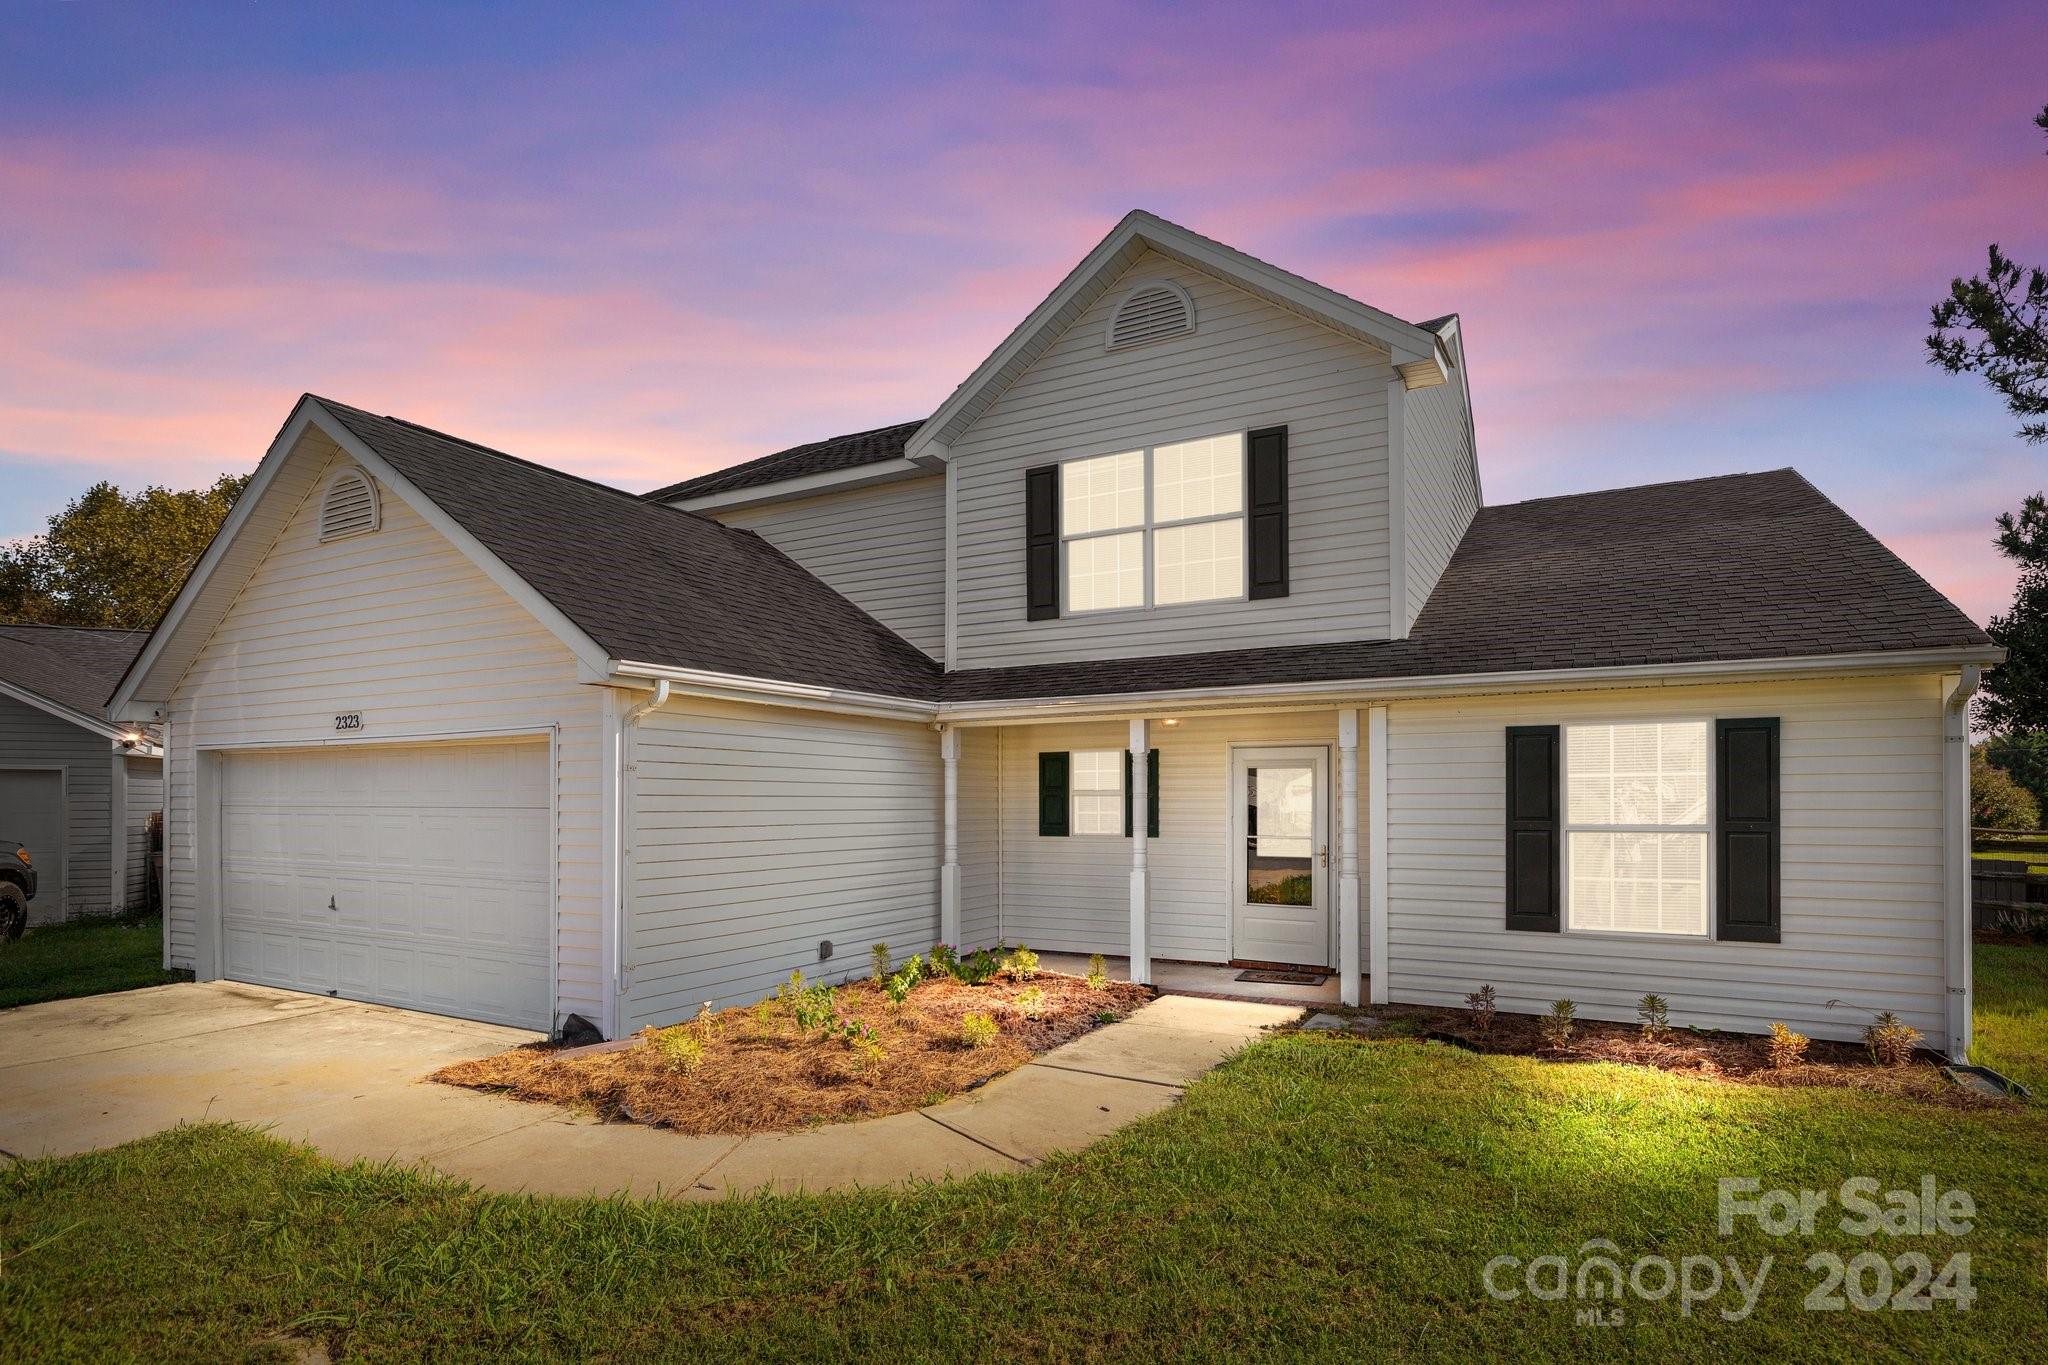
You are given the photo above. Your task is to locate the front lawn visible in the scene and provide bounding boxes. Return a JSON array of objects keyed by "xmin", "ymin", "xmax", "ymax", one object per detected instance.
[
  {"xmin": 4, "ymin": 1029, "xmax": 2044, "ymax": 1359},
  {"xmin": 1975, "ymin": 942, "xmax": 2048, "ymax": 1095},
  {"xmin": 0, "ymin": 913, "xmax": 181, "ymax": 1009}
]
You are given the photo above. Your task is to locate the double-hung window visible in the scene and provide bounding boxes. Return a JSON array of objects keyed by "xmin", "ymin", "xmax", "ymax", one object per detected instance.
[
  {"xmin": 1061, "ymin": 433, "xmax": 1245, "ymax": 612},
  {"xmin": 1069, "ymin": 750, "xmax": 1124, "ymax": 835},
  {"xmin": 1563, "ymin": 721, "xmax": 1710, "ymax": 936}
]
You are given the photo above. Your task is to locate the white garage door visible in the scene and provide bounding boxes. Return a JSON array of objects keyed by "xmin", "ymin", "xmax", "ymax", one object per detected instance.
[{"xmin": 220, "ymin": 740, "xmax": 551, "ymax": 1028}]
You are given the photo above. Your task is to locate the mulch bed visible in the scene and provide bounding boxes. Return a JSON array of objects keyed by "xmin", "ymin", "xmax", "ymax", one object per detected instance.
[
  {"xmin": 433, "ymin": 970, "xmax": 1153, "ymax": 1135},
  {"xmin": 1308, "ymin": 1005, "xmax": 2015, "ymax": 1109}
]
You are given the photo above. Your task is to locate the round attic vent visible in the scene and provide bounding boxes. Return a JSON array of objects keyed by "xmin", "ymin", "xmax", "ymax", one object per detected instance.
[
  {"xmin": 1105, "ymin": 280, "xmax": 1195, "ymax": 351},
  {"xmin": 319, "ymin": 466, "xmax": 381, "ymax": 542}
]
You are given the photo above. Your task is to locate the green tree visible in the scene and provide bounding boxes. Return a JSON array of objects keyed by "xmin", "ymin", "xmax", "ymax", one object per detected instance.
[
  {"xmin": 1984, "ymin": 730, "xmax": 2048, "ymax": 817},
  {"xmin": 0, "ymin": 475, "xmax": 250, "ymax": 628},
  {"xmin": 1927, "ymin": 103, "xmax": 2048, "ymax": 444},
  {"xmin": 1974, "ymin": 747, "xmax": 2042, "ymax": 831}
]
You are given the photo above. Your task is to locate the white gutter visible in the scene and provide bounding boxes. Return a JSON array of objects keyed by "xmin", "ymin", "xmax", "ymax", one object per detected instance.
[
  {"xmin": 608, "ymin": 661, "xmax": 936, "ymax": 722},
  {"xmin": 937, "ymin": 646, "xmax": 2005, "ymax": 725},
  {"xmin": 670, "ymin": 458, "xmax": 928, "ymax": 513},
  {"xmin": 1943, "ymin": 666, "xmax": 1982, "ymax": 1062}
]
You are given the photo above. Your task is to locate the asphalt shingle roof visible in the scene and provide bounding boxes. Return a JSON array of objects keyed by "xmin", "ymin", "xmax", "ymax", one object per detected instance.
[
  {"xmin": 315, "ymin": 399, "xmax": 943, "ymax": 697},
  {"xmin": 940, "ymin": 470, "xmax": 1992, "ymax": 703},
  {"xmin": 643, "ymin": 420, "xmax": 926, "ymax": 503},
  {"xmin": 0, "ymin": 625, "xmax": 147, "ymax": 722},
  {"xmin": 307, "ymin": 405, "xmax": 1989, "ymax": 708}
]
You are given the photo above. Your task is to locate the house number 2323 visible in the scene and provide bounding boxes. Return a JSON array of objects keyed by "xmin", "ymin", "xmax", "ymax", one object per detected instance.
[{"xmin": 334, "ymin": 713, "xmax": 363, "ymax": 732}]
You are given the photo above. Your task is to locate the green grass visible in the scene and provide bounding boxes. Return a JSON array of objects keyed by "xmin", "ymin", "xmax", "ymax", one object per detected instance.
[
  {"xmin": 4, "ymin": 1036, "xmax": 2046, "ymax": 1361},
  {"xmin": 0, "ymin": 913, "xmax": 182, "ymax": 1009},
  {"xmin": 1974, "ymin": 942, "xmax": 2048, "ymax": 1095}
]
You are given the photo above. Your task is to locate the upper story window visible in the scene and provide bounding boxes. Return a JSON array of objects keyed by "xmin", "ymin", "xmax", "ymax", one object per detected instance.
[
  {"xmin": 1061, "ymin": 433, "xmax": 1245, "ymax": 613},
  {"xmin": 1564, "ymin": 721, "xmax": 1710, "ymax": 936}
]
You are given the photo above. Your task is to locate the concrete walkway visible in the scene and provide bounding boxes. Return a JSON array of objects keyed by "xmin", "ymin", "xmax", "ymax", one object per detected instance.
[{"xmin": 0, "ymin": 982, "xmax": 1297, "ymax": 1199}]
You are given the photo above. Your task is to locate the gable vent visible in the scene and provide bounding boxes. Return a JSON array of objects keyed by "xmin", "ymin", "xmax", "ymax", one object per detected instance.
[
  {"xmin": 319, "ymin": 466, "xmax": 381, "ymax": 542},
  {"xmin": 1105, "ymin": 281, "xmax": 1195, "ymax": 351}
]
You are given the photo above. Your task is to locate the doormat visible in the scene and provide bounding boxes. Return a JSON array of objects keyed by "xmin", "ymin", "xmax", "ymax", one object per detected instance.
[{"xmin": 1235, "ymin": 969, "xmax": 1330, "ymax": 986}]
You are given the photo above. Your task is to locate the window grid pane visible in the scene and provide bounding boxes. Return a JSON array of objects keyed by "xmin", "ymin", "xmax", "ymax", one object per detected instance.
[
  {"xmin": 1155, "ymin": 517, "xmax": 1245, "ymax": 605},
  {"xmin": 1568, "ymin": 832, "xmax": 1708, "ymax": 935},
  {"xmin": 1072, "ymin": 750, "xmax": 1124, "ymax": 835},
  {"xmin": 1062, "ymin": 451, "xmax": 1145, "ymax": 536},
  {"xmin": 1566, "ymin": 721, "xmax": 1708, "ymax": 827},
  {"xmin": 1065, "ymin": 531, "xmax": 1144, "ymax": 613},
  {"xmin": 1153, "ymin": 433, "xmax": 1244, "ymax": 523},
  {"xmin": 1564, "ymin": 721, "xmax": 1711, "ymax": 937}
]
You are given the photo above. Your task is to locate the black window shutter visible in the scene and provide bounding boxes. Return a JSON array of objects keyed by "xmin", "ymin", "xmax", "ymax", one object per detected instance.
[
  {"xmin": 1246, "ymin": 425, "xmax": 1289, "ymax": 599},
  {"xmin": 1025, "ymin": 465, "xmax": 1060, "ymax": 620},
  {"xmin": 1123, "ymin": 749, "xmax": 1161, "ymax": 838},
  {"xmin": 1038, "ymin": 751, "xmax": 1070, "ymax": 837},
  {"xmin": 1504, "ymin": 726, "xmax": 1561, "ymax": 932},
  {"xmin": 1716, "ymin": 718, "xmax": 1780, "ymax": 943}
]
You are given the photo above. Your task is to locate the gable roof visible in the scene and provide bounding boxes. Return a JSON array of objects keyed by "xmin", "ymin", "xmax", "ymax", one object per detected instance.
[
  {"xmin": 0, "ymin": 625, "xmax": 147, "ymax": 736},
  {"xmin": 904, "ymin": 210, "xmax": 1450, "ymax": 463},
  {"xmin": 311, "ymin": 401, "xmax": 944, "ymax": 696},
  {"xmin": 644, "ymin": 420, "xmax": 923, "ymax": 503},
  {"xmin": 941, "ymin": 470, "xmax": 1994, "ymax": 704}
]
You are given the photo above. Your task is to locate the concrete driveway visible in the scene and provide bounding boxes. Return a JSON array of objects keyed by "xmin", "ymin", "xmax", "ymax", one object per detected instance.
[{"xmin": 0, "ymin": 981, "xmax": 1295, "ymax": 1199}]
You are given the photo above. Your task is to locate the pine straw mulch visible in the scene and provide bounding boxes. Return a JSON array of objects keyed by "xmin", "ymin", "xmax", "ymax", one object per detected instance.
[
  {"xmin": 432, "ymin": 971, "xmax": 1154, "ymax": 1135},
  {"xmin": 1304, "ymin": 1005, "xmax": 2016, "ymax": 1110}
]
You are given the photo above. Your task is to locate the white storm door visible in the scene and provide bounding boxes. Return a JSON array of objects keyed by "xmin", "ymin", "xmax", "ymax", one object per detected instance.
[{"xmin": 1230, "ymin": 746, "xmax": 1331, "ymax": 967}]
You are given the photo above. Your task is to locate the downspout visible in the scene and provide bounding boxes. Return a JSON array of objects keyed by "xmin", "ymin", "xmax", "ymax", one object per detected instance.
[
  {"xmin": 1944, "ymin": 666, "xmax": 1981, "ymax": 1062},
  {"xmin": 613, "ymin": 680, "xmax": 670, "ymax": 1028}
]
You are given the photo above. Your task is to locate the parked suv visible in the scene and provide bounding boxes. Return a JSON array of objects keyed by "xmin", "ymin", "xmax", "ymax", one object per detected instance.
[{"xmin": 1, "ymin": 841, "xmax": 36, "ymax": 942}]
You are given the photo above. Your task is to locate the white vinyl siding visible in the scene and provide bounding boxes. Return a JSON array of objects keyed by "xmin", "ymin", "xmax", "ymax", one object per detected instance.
[
  {"xmin": 624, "ymin": 696, "xmax": 941, "ymax": 1028},
  {"xmin": 951, "ymin": 249, "xmax": 1395, "ymax": 668},
  {"xmin": 0, "ymin": 694, "xmax": 114, "ymax": 922},
  {"xmin": 712, "ymin": 475, "xmax": 946, "ymax": 661},
  {"xmin": 997, "ymin": 710, "xmax": 1356, "ymax": 960},
  {"xmin": 124, "ymin": 755, "xmax": 162, "ymax": 908},
  {"xmin": 958, "ymin": 726, "xmax": 1001, "ymax": 950},
  {"xmin": 162, "ymin": 435, "xmax": 606, "ymax": 1028},
  {"xmin": 1400, "ymin": 366, "xmax": 1477, "ymax": 626},
  {"xmin": 1381, "ymin": 675, "xmax": 1951, "ymax": 1048}
]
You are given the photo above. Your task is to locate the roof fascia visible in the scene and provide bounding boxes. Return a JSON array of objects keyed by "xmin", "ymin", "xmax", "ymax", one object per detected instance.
[
  {"xmin": 0, "ymin": 677, "xmax": 129, "ymax": 742},
  {"xmin": 671, "ymin": 458, "xmax": 930, "ymax": 513}
]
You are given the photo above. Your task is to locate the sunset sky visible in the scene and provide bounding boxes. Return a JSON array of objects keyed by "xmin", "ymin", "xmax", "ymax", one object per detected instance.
[{"xmin": 3, "ymin": 2, "xmax": 2043, "ymax": 621}]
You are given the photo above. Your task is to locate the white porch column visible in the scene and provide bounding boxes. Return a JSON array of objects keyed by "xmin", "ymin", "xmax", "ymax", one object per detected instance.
[
  {"xmin": 1368, "ymin": 706, "xmax": 1390, "ymax": 1004},
  {"xmin": 1337, "ymin": 709, "xmax": 1362, "ymax": 1006},
  {"xmin": 1128, "ymin": 717, "xmax": 1151, "ymax": 984},
  {"xmin": 940, "ymin": 726, "xmax": 962, "ymax": 949}
]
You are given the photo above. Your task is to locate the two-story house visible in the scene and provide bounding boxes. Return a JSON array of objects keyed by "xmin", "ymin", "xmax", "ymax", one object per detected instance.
[{"xmin": 110, "ymin": 211, "xmax": 1998, "ymax": 1058}]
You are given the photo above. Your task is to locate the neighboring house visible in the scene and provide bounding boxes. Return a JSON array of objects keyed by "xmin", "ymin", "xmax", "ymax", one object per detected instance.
[
  {"xmin": 109, "ymin": 211, "xmax": 1998, "ymax": 1058},
  {"xmin": 1, "ymin": 626, "xmax": 164, "ymax": 925}
]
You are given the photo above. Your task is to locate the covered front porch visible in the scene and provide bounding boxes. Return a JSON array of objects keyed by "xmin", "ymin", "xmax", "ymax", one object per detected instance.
[{"xmin": 937, "ymin": 704, "xmax": 1384, "ymax": 1007}]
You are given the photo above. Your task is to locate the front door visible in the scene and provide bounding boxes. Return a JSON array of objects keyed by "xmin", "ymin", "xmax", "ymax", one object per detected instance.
[{"xmin": 1229, "ymin": 746, "xmax": 1330, "ymax": 967}]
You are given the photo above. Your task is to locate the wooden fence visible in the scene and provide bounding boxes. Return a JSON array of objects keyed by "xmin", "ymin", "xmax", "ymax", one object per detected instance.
[{"xmin": 1971, "ymin": 854, "xmax": 2048, "ymax": 932}]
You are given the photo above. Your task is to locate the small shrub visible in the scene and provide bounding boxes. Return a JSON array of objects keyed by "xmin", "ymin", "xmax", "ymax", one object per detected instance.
[
  {"xmin": 884, "ymin": 969, "xmax": 915, "ymax": 1007},
  {"xmin": 928, "ymin": 943, "xmax": 959, "ymax": 978},
  {"xmin": 1003, "ymin": 945, "xmax": 1040, "ymax": 980},
  {"xmin": 654, "ymin": 1028, "xmax": 706, "ymax": 1073},
  {"xmin": 1086, "ymin": 953, "xmax": 1108, "ymax": 990},
  {"xmin": 849, "ymin": 1033, "xmax": 886, "ymax": 1072},
  {"xmin": 1014, "ymin": 985, "xmax": 1047, "ymax": 1019},
  {"xmin": 956, "ymin": 947, "xmax": 1002, "ymax": 986},
  {"xmin": 1464, "ymin": 984, "xmax": 1498, "ymax": 1033},
  {"xmin": 778, "ymin": 970, "xmax": 838, "ymax": 1034},
  {"xmin": 1637, "ymin": 993, "xmax": 1670, "ymax": 1042},
  {"xmin": 960, "ymin": 1012, "xmax": 999, "ymax": 1049},
  {"xmin": 902, "ymin": 952, "xmax": 926, "ymax": 982},
  {"xmin": 1864, "ymin": 1011, "xmax": 1922, "ymax": 1067},
  {"xmin": 753, "ymin": 999, "xmax": 776, "ymax": 1031},
  {"xmin": 871, "ymin": 942, "xmax": 892, "ymax": 983},
  {"xmin": 1766, "ymin": 1021, "xmax": 1809, "ymax": 1069},
  {"xmin": 1538, "ymin": 999, "xmax": 1576, "ymax": 1050}
]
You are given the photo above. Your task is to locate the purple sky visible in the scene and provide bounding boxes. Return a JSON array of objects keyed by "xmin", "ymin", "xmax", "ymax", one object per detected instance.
[{"xmin": 3, "ymin": 2, "xmax": 2043, "ymax": 621}]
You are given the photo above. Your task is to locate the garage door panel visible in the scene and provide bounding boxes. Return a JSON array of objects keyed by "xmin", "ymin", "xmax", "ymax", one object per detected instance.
[{"xmin": 221, "ymin": 741, "xmax": 550, "ymax": 1029}]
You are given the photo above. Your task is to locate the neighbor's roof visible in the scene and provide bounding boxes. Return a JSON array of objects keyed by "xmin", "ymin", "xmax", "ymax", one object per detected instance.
[
  {"xmin": 314, "ymin": 400, "xmax": 943, "ymax": 697},
  {"xmin": 0, "ymin": 625, "xmax": 148, "ymax": 724},
  {"xmin": 643, "ymin": 420, "xmax": 925, "ymax": 503},
  {"xmin": 941, "ymin": 469, "xmax": 1993, "ymax": 703}
]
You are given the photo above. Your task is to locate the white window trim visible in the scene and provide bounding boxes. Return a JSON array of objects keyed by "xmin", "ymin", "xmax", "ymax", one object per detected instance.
[
  {"xmin": 1559, "ymin": 717, "xmax": 1717, "ymax": 942},
  {"xmin": 1069, "ymin": 748, "xmax": 1125, "ymax": 838},
  {"xmin": 1059, "ymin": 436, "xmax": 1248, "ymax": 616}
]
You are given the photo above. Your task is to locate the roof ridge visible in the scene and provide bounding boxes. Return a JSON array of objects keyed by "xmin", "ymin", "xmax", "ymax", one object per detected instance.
[
  {"xmin": 1488, "ymin": 467, "xmax": 1800, "ymax": 512},
  {"xmin": 643, "ymin": 416, "xmax": 928, "ymax": 503}
]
